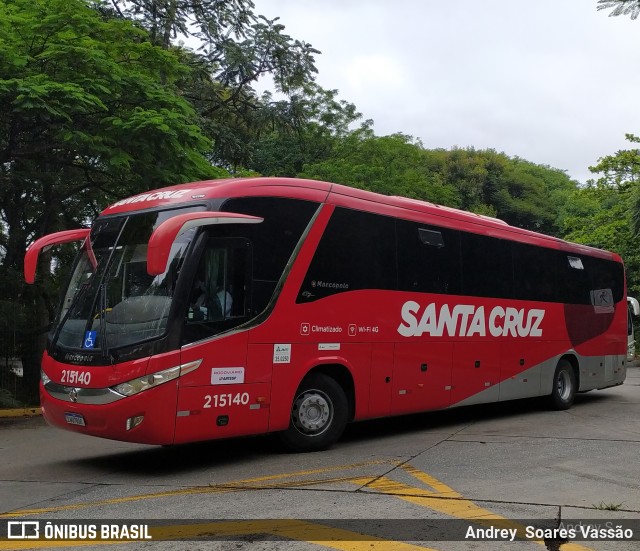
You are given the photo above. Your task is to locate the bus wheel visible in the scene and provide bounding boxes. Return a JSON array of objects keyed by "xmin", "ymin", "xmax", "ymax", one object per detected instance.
[
  {"xmin": 548, "ymin": 360, "xmax": 576, "ymax": 410},
  {"xmin": 279, "ymin": 373, "xmax": 348, "ymax": 452}
]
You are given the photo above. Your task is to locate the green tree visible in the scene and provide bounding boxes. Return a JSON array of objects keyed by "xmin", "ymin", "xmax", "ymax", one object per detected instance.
[
  {"xmin": 562, "ymin": 183, "xmax": 640, "ymax": 295},
  {"xmin": 250, "ymin": 84, "xmax": 364, "ymax": 176},
  {"xmin": 497, "ymin": 158, "xmax": 576, "ymax": 233},
  {"xmin": 588, "ymin": 134, "xmax": 640, "ymax": 186},
  {"xmin": 301, "ymin": 133, "xmax": 577, "ymax": 233},
  {"xmin": 103, "ymin": 0, "xmax": 253, "ymax": 49},
  {"xmin": 299, "ymin": 132, "xmax": 461, "ymax": 207},
  {"xmin": 103, "ymin": 1, "xmax": 323, "ymax": 170},
  {"xmin": 104, "ymin": 1, "xmax": 318, "ymax": 91},
  {"xmin": 568, "ymin": 134, "xmax": 640, "ymax": 295},
  {"xmin": 0, "ymin": 0, "xmax": 219, "ymax": 271},
  {"xmin": 588, "ymin": 134, "xmax": 640, "ymax": 234},
  {"xmin": 0, "ymin": 0, "xmax": 221, "ymax": 394}
]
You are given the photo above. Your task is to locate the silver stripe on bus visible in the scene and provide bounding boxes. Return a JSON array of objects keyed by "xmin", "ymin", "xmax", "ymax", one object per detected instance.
[{"xmin": 43, "ymin": 382, "xmax": 124, "ymax": 405}]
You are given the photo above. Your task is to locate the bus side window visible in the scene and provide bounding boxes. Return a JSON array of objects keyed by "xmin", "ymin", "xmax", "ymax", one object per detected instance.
[
  {"xmin": 183, "ymin": 238, "xmax": 251, "ymax": 344},
  {"xmin": 221, "ymin": 197, "xmax": 319, "ymax": 314},
  {"xmin": 556, "ymin": 253, "xmax": 592, "ymax": 305},
  {"xmin": 460, "ymin": 232, "xmax": 513, "ymax": 299},
  {"xmin": 512, "ymin": 243, "xmax": 557, "ymax": 303},
  {"xmin": 297, "ymin": 207, "xmax": 396, "ymax": 303},
  {"xmin": 397, "ymin": 221, "xmax": 461, "ymax": 295}
]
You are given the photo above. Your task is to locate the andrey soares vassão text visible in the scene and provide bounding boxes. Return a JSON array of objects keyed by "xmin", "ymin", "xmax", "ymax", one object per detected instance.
[{"xmin": 465, "ymin": 524, "xmax": 634, "ymax": 542}]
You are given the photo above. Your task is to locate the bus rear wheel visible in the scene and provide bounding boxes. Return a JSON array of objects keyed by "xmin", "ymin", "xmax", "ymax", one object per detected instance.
[
  {"xmin": 279, "ymin": 373, "xmax": 348, "ymax": 452},
  {"xmin": 548, "ymin": 359, "xmax": 577, "ymax": 410}
]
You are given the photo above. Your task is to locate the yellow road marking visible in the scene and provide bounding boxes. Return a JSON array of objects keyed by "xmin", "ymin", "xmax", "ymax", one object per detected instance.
[
  {"xmin": 1, "ymin": 459, "xmax": 596, "ymax": 551},
  {"xmin": 0, "ymin": 408, "xmax": 40, "ymax": 418},
  {"xmin": 1, "ymin": 459, "xmax": 399, "ymax": 518},
  {"xmin": 0, "ymin": 520, "xmax": 438, "ymax": 551},
  {"xmin": 352, "ymin": 464, "xmax": 594, "ymax": 551}
]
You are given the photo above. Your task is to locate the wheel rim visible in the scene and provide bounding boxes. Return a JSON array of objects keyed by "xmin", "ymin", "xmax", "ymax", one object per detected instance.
[
  {"xmin": 291, "ymin": 389, "xmax": 333, "ymax": 436},
  {"xmin": 557, "ymin": 370, "xmax": 572, "ymax": 401}
]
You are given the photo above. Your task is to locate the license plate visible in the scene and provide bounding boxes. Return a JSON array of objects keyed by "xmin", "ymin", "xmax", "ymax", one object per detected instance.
[{"xmin": 64, "ymin": 412, "xmax": 86, "ymax": 426}]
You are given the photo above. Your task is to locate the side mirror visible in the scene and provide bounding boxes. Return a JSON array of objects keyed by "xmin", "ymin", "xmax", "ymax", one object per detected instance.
[
  {"xmin": 147, "ymin": 211, "xmax": 262, "ymax": 276},
  {"xmin": 24, "ymin": 229, "xmax": 90, "ymax": 284}
]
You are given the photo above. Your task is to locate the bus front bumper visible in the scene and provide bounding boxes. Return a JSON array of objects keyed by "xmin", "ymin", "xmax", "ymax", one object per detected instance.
[{"xmin": 40, "ymin": 380, "xmax": 178, "ymax": 445}]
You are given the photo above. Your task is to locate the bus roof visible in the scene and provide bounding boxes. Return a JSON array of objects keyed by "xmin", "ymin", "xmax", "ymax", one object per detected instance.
[{"xmin": 101, "ymin": 177, "xmax": 619, "ymax": 262}]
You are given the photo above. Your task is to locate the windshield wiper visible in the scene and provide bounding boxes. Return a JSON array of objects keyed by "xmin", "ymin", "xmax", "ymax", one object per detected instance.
[
  {"xmin": 99, "ymin": 283, "xmax": 109, "ymax": 359},
  {"xmin": 50, "ymin": 277, "xmax": 96, "ymax": 349}
]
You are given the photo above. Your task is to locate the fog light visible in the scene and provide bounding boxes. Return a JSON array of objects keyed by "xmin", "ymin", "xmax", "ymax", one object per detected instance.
[{"xmin": 126, "ymin": 415, "xmax": 144, "ymax": 431}]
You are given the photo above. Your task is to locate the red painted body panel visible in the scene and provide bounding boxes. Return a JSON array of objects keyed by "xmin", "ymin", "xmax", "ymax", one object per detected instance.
[
  {"xmin": 40, "ymin": 380, "xmax": 178, "ymax": 445},
  {"xmin": 392, "ymin": 342, "xmax": 453, "ymax": 414},
  {"xmin": 173, "ymin": 383, "xmax": 270, "ymax": 444},
  {"xmin": 33, "ymin": 178, "xmax": 629, "ymax": 446},
  {"xmin": 42, "ymin": 351, "xmax": 149, "ymax": 388},
  {"xmin": 368, "ymin": 343, "xmax": 394, "ymax": 418}
]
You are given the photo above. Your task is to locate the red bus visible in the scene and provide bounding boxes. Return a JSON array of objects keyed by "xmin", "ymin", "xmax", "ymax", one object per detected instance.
[{"xmin": 24, "ymin": 177, "xmax": 628, "ymax": 451}]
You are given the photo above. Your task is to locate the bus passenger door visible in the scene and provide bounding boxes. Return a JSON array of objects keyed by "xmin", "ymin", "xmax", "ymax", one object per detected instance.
[
  {"xmin": 391, "ymin": 342, "xmax": 452, "ymax": 414},
  {"xmin": 451, "ymin": 342, "xmax": 500, "ymax": 406},
  {"xmin": 173, "ymin": 234, "xmax": 271, "ymax": 444}
]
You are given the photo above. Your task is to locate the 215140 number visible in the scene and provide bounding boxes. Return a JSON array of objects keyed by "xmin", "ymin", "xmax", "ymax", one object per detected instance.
[
  {"xmin": 61, "ymin": 370, "xmax": 91, "ymax": 386},
  {"xmin": 203, "ymin": 392, "xmax": 250, "ymax": 408}
]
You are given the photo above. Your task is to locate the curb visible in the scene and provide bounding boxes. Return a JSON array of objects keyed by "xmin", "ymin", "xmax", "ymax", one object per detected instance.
[{"xmin": 0, "ymin": 407, "xmax": 41, "ymax": 418}]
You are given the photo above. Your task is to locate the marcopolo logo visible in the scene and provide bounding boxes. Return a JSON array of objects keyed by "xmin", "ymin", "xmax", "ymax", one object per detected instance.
[
  {"xmin": 310, "ymin": 280, "xmax": 349, "ymax": 290},
  {"xmin": 397, "ymin": 301, "xmax": 545, "ymax": 338}
]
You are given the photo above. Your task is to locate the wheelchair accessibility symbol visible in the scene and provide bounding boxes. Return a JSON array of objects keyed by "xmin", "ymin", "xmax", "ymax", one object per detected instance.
[{"xmin": 83, "ymin": 330, "xmax": 97, "ymax": 349}]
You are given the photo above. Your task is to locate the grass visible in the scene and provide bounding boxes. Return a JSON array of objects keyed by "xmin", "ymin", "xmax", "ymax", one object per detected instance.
[{"xmin": 592, "ymin": 501, "xmax": 624, "ymax": 511}]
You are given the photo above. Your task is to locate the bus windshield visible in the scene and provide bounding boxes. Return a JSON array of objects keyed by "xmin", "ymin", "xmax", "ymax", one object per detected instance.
[{"xmin": 52, "ymin": 207, "xmax": 202, "ymax": 354}]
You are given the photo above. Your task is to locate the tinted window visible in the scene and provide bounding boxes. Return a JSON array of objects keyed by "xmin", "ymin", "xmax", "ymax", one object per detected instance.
[
  {"xmin": 397, "ymin": 220, "xmax": 461, "ymax": 295},
  {"xmin": 222, "ymin": 197, "xmax": 319, "ymax": 312},
  {"xmin": 182, "ymin": 238, "xmax": 252, "ymax": 344},
  {"xmin": 512, "ymin": 243, "xmax": 557, "ymax": 302},
  {"xmin": 556, "ymin": 253, "xmax": 592, "ymax": 305},
  {"xmin": 297, "ymin": 207, "xmax": 396, "ymax": 302},
  {"xmin": 516, "ymin": 248, "xmax": 624, "ymax": 306},
  {"xmin": 589, "ymin": 256, "xmax": 624, "ymax": 304},
  {"xmin": 461, "ymin": 233, "xmax": 513, "ymax": 298}
]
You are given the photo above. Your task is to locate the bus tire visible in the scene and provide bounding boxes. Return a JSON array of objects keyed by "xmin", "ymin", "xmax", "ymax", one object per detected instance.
[
  {"xmin": 548, "ymin": 359, "xmax": 577, "ymax": 410},
  {"xmin": 279, "ymin": 373, "xmax": 348, "ymax": 452}
]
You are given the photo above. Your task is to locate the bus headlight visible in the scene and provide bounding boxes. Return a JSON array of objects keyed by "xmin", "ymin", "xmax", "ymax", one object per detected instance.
[
  {"xmin": 41, "ymin": 370, "xmax": 51, "ymax": 385},
  {"xmin": 112, "ymin": 366, "xmax": 181, "ymax": 397}
]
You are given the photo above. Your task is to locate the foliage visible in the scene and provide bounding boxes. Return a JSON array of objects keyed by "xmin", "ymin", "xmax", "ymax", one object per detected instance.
[
  {"xmin": 101, "ymin": 1, "xmax": 323, "ymax": 171},
  {"xmin": 104, "ymin": 1, "xmax": 319, "ymax": 91},
  {"xmin": 102, "ymin": 0, "xmax": 255, "ymax": 49},
  {"xmin": 0, "ymin": 0, "xmax": 225, "ymax": 392},
  {"xmin": 0, "ymin": 0, "xmax": 220, "ymax": 268},
  {"xmin": 300, "ymin": 132, "xmax": 577, "ymax": 234},
  {"xmin": 249, "ymin": 85, "xmax": 364, "ymax": 176},
  {"xmin": 589, "ymin": 134, "xmax": 640, "ymax": 242},
  {"xmin": 566, "ymin": 134, "xmax": 640, "ymax": 297},
  {"xmin": 588, "ymin": 134, "xmax": 640, "ymax": 186},
  {"xmin": 597, "ymin": 0, "xmax": 640, "ymax": 19}
]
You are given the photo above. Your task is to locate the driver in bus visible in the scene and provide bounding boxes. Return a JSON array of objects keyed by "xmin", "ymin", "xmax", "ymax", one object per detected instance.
[{"xmin": 191, "ymin": 278, "xmax": 233, "ymax": 320}]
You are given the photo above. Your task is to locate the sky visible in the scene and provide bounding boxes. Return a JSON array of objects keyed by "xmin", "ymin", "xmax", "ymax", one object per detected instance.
[{"xmin": 252, "ymin": 0, "xmax": 640, "ymax": 184}]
